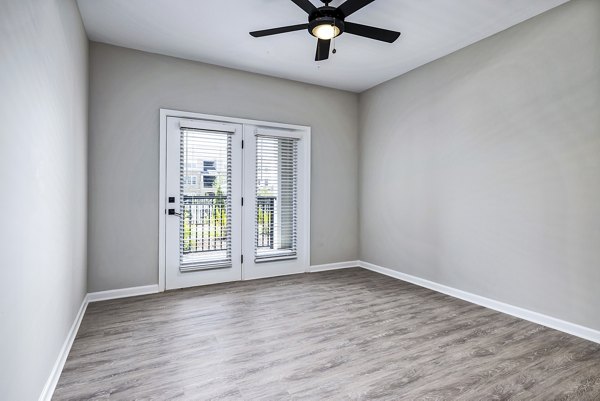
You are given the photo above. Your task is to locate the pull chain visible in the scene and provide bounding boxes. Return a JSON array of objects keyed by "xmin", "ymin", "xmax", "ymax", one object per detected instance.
[{"xmin": 332, "ymin": 19, "xmax": 337, "ymax": 54}]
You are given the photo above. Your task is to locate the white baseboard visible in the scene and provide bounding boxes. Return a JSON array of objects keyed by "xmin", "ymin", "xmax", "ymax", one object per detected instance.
[
  {"xmin": 39, "ymin": 295, "xmax": 88, "ymax": 401},
  {"xmin": 87, "ymin": 284, "xmax": 160, "ymax": 302},
  {"xmin": 309, "ymin": 260, "xmax": 359, "ymax": 272},
  {"xmin": 40, "ymin": 284, "xmax": 161, "ymax": 400},
  {"xmin": 359, "ymin": 261, "xmax": 600, "ymax": 344}
]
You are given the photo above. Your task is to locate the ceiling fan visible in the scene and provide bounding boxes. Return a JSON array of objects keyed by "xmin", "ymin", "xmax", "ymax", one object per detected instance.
[{"xmin": 249, "ymin": 0, "xmax": 401, "ymax": 61}]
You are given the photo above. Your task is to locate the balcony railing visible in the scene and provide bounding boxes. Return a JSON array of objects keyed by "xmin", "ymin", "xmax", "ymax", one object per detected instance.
[
  {"xmin": 256, "ymin": 196, "xmax": 275, "ymax": 249},
  {"xmin": 181, "ymin": 195, "xmax": 276, "ymax": 256}
]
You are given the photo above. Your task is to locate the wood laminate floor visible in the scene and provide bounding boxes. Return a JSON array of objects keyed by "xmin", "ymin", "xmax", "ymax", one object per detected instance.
[{"xmin": 54, "ymin": 268, "xmax": 600, "ymax": 400}]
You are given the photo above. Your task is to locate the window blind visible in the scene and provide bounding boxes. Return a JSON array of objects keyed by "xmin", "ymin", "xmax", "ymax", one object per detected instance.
[
  {"xmin": 255, "ymin": 135, "xmax": 299, "ymax": 262},
  {"xmin": 180, "ymin": 128, "xmax": 232, "ymax": 271}
]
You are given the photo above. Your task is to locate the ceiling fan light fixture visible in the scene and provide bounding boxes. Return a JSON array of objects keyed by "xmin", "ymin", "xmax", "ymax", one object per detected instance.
[{"xmin": 312, "ymin": 24, "xmax": 340, "ymax": 40}]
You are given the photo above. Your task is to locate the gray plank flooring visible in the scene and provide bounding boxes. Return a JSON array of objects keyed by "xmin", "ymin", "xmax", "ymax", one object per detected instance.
[{"xmin": 53, "ymin": 268, "xmax": 600, "ymax": 400}]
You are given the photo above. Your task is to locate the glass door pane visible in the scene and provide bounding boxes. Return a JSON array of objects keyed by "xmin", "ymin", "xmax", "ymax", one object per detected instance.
[
  {"xmin": 180, "ymin": 129, "xmax": 232, "ymax": 270},
  {"xmin": 255, "ymin": 135, "xmax": 298, "ymax": 262}
]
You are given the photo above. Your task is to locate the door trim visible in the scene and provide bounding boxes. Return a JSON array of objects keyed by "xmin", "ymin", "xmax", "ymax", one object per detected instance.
[{"xmin": 159, "ymin": 109, "xmax": 311, "ymax": 292}]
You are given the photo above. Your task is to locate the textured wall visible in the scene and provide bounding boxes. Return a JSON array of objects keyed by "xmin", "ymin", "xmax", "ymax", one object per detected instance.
[
  {"xmin": 0, "ymin": 0, "xmax": 88, "ymax": 399},
  {"xmin": 359, "ymin": 0, "xmax": 600, "ymax": 330}
]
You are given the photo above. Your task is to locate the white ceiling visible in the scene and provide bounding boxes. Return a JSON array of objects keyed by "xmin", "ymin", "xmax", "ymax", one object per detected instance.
[{"xmin": 77, "ymin": 0, "xmax": 569, "ymax": 92}]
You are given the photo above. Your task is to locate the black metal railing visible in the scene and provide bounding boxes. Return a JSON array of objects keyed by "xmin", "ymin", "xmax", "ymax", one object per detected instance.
[
  {"xmin": 181, "ymin": 195, "xmax": 276, "ymax": 254},
  {"xmin": 182, "ymin": 196, "xmax": 228, "ymax": 254},
  {"xmin": 257, "ymin": 196, "xmax": 275, "ymax": 249}
]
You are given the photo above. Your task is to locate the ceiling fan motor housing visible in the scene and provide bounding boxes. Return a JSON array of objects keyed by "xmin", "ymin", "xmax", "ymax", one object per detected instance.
[{"xmin": 308, "ymin": 6, "xmax": 345, "ymax": 37}]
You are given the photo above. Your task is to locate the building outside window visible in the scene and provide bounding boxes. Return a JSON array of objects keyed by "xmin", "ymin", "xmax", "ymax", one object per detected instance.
[
  {"xmin": 203, "ymin": 160, "xmax": 216, "ymax": 171},
  {"xmin": 203, "ymin": 175, "xmax": 216, "ymax": 188},
  {"xmin": 184, "ymin": 176, "xmax": 197, "ymax": 185}
]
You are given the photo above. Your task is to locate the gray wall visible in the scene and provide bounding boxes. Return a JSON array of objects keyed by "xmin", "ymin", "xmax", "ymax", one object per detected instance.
[
  {"xmin": 88, "ymin": 42, "xmax": 359, "ymax": 292},
  {"xmin": 0, "ymin": 0, "xmax": 88, "ymax": 399},
  {"xmin": 359, "ymin": 0, "xmax": 600, "ymax": 330}
]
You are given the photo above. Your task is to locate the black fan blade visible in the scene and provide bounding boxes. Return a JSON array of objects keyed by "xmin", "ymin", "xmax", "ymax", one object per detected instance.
[
  {"xmin": 337, "ymin": 0, "xmax": 376, "ymax": 17},
  {"xmin": 250, "ymin": 24, "xmax": 308, "ymax": 38},
  {"xmin": 344, "ymin": 22, "xmax": 400, "ymax": 43},
  {"xmin": 315, "ymin": 39, "xmax": 331, "ymax": 61},
  {"xmin": 291, "ymin": 0, "xmax": 317, "ymax": 14}
]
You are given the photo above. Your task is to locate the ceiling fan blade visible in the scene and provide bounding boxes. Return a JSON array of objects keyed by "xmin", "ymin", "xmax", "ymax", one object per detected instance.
[
  {"xmin": 291, "ymin": 0, "xmax": 317, "ymax": 14},
  {"xmin": 337, "ymin": 0, "xmax": 376, "ymax": 18},
  {"xmin": 315, "ymin": 39, "xmax": 331, "ymax": 61},
  {"xmin": 250, "ymin": 24, "xmax": 308, "ymax": 38},
  {"xmin": 344, "ymin": 22, "xmax": 401, "ymax": 43}
]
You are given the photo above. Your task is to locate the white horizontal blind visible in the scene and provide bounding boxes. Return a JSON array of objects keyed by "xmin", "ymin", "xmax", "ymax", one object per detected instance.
[
  {"xmin": 255, "ymin": 135, "xmax": 299, "ymax": 262},
  {"xmin": 180, "ymin": 128, "xmax": 232, "ymax": 271}
]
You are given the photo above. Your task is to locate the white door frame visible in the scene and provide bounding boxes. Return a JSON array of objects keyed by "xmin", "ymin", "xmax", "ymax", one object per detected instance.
[{"xmin": 158, "ymin": 109, "xmax": 311, "ymax": 292}]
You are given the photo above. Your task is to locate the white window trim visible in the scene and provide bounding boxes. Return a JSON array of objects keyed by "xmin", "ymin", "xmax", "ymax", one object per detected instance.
[{"xmin": 158, "ymin": 109, "xmax": 311, "ymax": 292}]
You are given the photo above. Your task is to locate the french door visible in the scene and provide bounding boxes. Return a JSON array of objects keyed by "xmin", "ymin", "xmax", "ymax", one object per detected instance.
[
  {"xmin": 242, "ymin": 126, "xmax": 309, "ymax": 281},
  {"xmin": 164, "ymin": 115, "xmax": 309, "ymax": 290}
]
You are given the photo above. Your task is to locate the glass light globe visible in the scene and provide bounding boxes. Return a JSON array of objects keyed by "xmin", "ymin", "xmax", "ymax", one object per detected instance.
[{"xmin": 312, "ymin": 24, "xmax": 340, "ymax": 40}]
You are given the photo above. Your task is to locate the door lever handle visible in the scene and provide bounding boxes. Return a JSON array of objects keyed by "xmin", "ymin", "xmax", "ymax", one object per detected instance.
[{"xmin": 168, "ymin": 209, "xmax": 182, "ymax": 217}]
